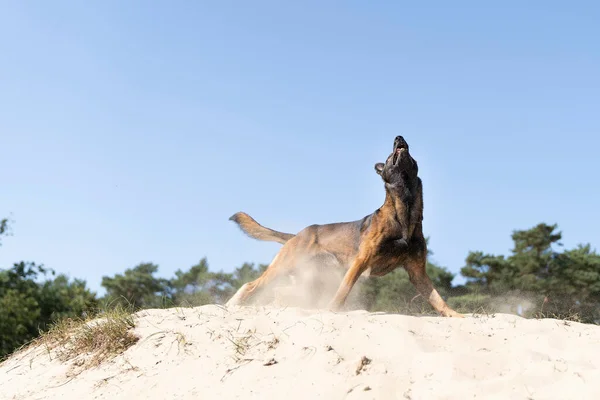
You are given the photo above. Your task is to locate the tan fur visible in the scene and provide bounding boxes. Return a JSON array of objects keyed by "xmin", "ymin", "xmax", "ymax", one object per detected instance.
[
  {"xmin": 229, "ymin": 212, "xmax": 295, "ymax": 245},
  {"xmin": 226, "ymin": 137, "xmax": 463, "ymax": 318}
]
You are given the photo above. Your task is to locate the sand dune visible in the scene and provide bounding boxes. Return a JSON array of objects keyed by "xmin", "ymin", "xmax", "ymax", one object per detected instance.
[{"xmin": 2, "ymin": 305, "xmax": 600, "ymax": 400}]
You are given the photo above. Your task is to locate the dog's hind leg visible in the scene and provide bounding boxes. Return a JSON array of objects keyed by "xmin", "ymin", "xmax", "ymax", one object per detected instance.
[
  {"xmin": 327, "ymin": 254, "xmax": 371, "ymax": 311},
  {"xmin": 225, "ymin": 248, "xmax": 293, "ymax": 308}
]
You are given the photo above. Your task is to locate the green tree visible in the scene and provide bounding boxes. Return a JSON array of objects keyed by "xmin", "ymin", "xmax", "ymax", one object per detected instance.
[
  {"xmin": 0, "ymin": 262, "xmax": 98, "ymax": 358},
  {"xmin": 101, "ymin": 263, "xmax": 169, "ymax": 309},
  {"xmin": 461, "ymin": 223, "xmax": 562, "ymax": 293},
  {"xmin": 205, "ymin": 270, "xmax": 237, "ymax": 304},
  {"xmin": 456, "ymin": 223, "xmax": 600, "ymax": 322},
  {"xmin": 0, "ymin": 262, "xmax": 44, "ymax": 357},
  {"xmin": 195, "ymin": 261, "xmax": 268, "ymax": 305},
  {"xmin": 169, "ymin": 258, "xmax": 233, "ymax": 306},
  {"xmin": 230, "ymin": 262, "xmax": 268, "ymax": 289},
  {"xmin": 38, "ymin": 274, "xmax": 98, "ymax": 322},
  {"xmin": 542, "ymin": 244, "xmax": 600, "ymax": 322}
]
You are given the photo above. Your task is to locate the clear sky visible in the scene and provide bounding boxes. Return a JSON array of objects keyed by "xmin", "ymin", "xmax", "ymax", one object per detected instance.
[{"xmin": 1, "ymin": 1, "xmax": 599, "ymax": 296}]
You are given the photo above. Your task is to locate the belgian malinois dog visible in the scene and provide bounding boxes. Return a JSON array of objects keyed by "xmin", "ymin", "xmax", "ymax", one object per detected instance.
[{"xmin": 226, "ymin": 136, "xmax": 463, "ymax": 317}]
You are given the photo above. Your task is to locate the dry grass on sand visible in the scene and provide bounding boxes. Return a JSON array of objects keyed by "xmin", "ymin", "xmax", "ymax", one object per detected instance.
[{"xmin": 5, "ymin": 304, "xmax": 139, "ymax": 375}]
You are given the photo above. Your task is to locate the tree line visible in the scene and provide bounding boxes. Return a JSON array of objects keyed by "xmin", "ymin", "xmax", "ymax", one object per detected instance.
[{"xmin": 1, "ymin": 215, "xmax": 599, "ymax": 358}]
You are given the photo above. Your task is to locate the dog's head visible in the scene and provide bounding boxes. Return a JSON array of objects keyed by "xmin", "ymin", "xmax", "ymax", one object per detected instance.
[{"xmin": 374, "ymin": 136, "xmax": 418, "ymax": 184}]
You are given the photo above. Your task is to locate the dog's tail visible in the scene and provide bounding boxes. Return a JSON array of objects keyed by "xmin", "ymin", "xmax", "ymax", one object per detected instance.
[{"xmin": 229, "ymin": 212, "xmax": 295, "ymax": 245}]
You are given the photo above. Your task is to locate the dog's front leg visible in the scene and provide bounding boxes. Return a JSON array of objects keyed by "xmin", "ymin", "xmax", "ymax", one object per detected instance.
[
  {"xmin": 225, "ymin": 283, "xmax": 250, "ymax": 307},
  {"xmin": 405, "ymin": 254, "xmax": 464, "ymax": 318},
  {"xmin": 327, "ymin": 255, "xmax": 370, "ymax": 311}
]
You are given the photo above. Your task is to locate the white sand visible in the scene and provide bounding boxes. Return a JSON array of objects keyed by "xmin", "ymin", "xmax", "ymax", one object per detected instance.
[{"xmin": 2, "ymin": 305, "xmax": 600, "ymax": 400}]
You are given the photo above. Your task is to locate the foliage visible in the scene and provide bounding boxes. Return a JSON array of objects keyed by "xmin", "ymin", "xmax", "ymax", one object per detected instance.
[
  {"xmin": 459, "ymin": 223, "xmax": 600, "ymax": 323},
  {"xmin": 99, "ymin": 259, "xmax": 269, "ymax": 309},
  {"xmin": 168, "ymin": 258, "xmax": 237, "ymax": 306},
  {"xmin": 540, "ymin": 243, "xmax": 600, "ymax": 322},
  {"xmin": 0, "ymin": 262, "xmax": 98, "ymax": 359},
  {"xmin": 101, "ymin": 263, "xmax": 170, "ymax": 309}
]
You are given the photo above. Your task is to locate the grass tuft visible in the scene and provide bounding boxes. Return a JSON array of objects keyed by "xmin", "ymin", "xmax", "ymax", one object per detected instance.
[{"xmin": 32, "ymin": 304, "xmax": 139, "ymax": 369}]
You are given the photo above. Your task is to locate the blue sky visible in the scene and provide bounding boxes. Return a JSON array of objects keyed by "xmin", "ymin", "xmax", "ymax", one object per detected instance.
[{"xmin": 1, "ymin": 1, "xmax": 599, "ymax": 296}]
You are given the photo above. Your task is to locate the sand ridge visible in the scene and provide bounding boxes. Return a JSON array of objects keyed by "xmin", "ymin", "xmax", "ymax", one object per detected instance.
[{"xmin": 2, "ymin": 305, "xmax": 600, "ymax": 400}]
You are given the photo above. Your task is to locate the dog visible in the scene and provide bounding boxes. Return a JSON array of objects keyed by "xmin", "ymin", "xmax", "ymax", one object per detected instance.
[{"xmin": 225, "ymin": 136, "xmax": 463, "ymax": 318}]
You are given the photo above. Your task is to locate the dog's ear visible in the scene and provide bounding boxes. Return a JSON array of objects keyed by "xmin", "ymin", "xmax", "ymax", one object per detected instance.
[{"xmin": 374, "ymin": 163, "xmax": 384, "ymax": 175}]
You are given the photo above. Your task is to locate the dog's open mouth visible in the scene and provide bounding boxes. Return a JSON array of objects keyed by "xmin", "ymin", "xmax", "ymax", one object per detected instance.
[
  {"xmin": 392, "ymin": 144, "xmax": 407, "ymax": 164},
  {"xmin": 391, "ymin": 136, "xmax": 409, "ymax": 165}
]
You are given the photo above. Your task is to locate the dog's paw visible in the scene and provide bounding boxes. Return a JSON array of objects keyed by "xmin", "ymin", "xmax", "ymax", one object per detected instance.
[{"xmin": 442, "ymin": 309, "xmax": 464, "ymax": 318}]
